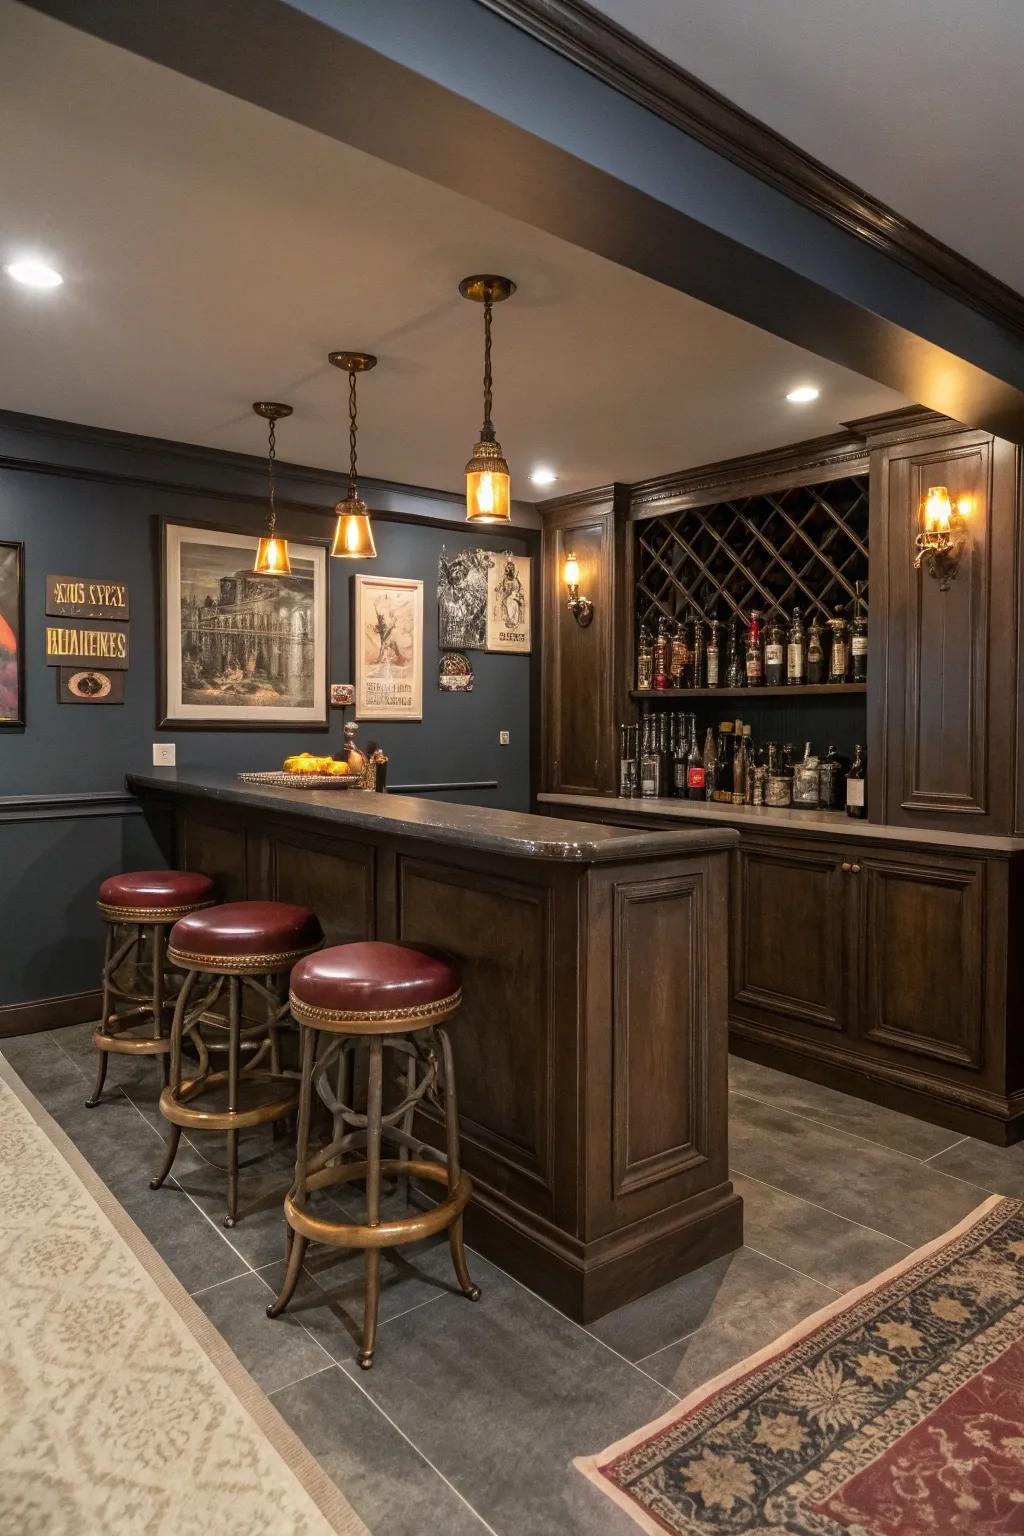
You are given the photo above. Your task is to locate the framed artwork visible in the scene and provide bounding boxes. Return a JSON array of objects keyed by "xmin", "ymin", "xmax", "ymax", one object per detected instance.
[
  {"xmin": 486, "ymin": 551, "xmax": 531, "ymax": 653},
  {"xmin": 354, "ymin": 574, "xmax": 423, "ymax": 720},
  {"xmin": 0, "ymin": 541, "xmax": 25, "ymax": 727},
  {"xmin": 159, "ymin": 519, "xmax": 329, "ymax": 729},
  {"xmin": 437, "ymin": 546, "xmax": 493, "ymax": 650}
]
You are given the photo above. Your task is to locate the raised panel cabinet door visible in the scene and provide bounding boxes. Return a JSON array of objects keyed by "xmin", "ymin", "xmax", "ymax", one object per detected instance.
[
  {"xmin": 855, "ymin": 852, "xmax": 984, "ymax": 1071},
  {"xmin": 541, "ymin": 510, "xmax": 614, "ymax": 795},
  {"xmin": 731, "ymin": 839, "xmax": 849, "ymax": 1039}
]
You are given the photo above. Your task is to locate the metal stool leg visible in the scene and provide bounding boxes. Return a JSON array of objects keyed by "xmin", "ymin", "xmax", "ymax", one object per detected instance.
[
  {"xmin": 225, "ymin": 975, "xmax": 241, "ymax": 1228},
  {"xmin": 359, "ymin": 1036, "xmax": 385, "ymax": 1369},
  {"xmin": 268, "ymin": 1024, "xmax": 316, "ymax": 1318},
  {"xmin": 151, "ymin": 923, "xmax": 169, "ymax": 1085},
  {"xmin": 85, "ymin": 927, "xmax": 114, "ymax": 1108},
  {"xmin": 437, "ymin": 1024, "xmax": 480, "ymax": 1302},
  {"xmin": 151, "ymin": 967, "xmax": 196, "ymax": 1189}
]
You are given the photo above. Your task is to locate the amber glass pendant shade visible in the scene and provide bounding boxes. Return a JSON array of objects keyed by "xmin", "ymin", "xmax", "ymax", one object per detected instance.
[
  {"xmin": 254, "ymin": 535, "xmax": 292, "ymax": 575},
  {"xmin": 331, "ymin": 495, "xmax": 378, "ymax": 559}
]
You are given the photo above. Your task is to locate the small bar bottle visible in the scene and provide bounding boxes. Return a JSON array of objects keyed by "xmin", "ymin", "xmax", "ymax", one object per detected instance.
[
  {"xmin": 806, "ymin": 616, "xmax": 826, "ymax": 685},
  {"xmin": 726, "ymin": 616, "xmax": 745, "ymax": 688},
  {"xmin": 686, "ymin": 716, "xmax": 706, "ymax": 799},
  {"xmin": 845, "ymin": 744, "xmax": 867, "ymax": 819},
  {"xmin": 764, "ymin": 613, "xmax": 785, "ymax": 687},
  {"xmin": 745, "ymin": 609, "xmax": 764, "ymax": 687},
  {"xmin": 619, "ymin": 723, "xmax": 639, "ymax": 798},
  {"xmin": 850, "ymin": 581, "xmax": 868, "ymax": 683},
  {"xmin": 818, "ymin": 743, "xmax": 845, "ymax": 811},
  {"xmin": 669, "ymin": 621, "xmax": 687, "ymax": 689},
  {"xmin": 714, "ymin": 719, "xmax": 734, "ymax": 802},
  {"xmin": 636, "ymin": 625, "xmax": 653, "ymax": 691},
  {"xmin": 692, "ymin": 616, "xmax": 707, "ymax": 690},
  {"xmin": 702, "ymin": 727, "xmax": 718, "ymax": 801},
  {"xmin": 787, "ymin": 607, "xmax": 807, "ymax": 686},
  {"xmin": 705, "ymin": 618, "xmax": 722, "ymax": 689},
  {"xmin": 765, "ymin": 741, "xmax": 792, "ymax": 807},
  {"xmin": 639, "ymin": 715, "xmax": 660, "ymax": 798},
  {"xmin": 732, "ymin": 724, "xmax": 748, "ymax": 806},
  {"xmin": 653, "ymin": 617, "xmax": 670, "ymax": 691},
  {"xmin": 672, "ymin": 714, "xmax": 688, "ymax": 797},
  {"xmin": 827, "ymin": 608, "xmax": 850, "ymax": 684}
]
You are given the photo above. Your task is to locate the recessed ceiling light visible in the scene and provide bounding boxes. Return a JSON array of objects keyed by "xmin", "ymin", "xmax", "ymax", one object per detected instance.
[
  {"xmin": 5, "ymin": 257, "xmax": 63, "ymax": 289},
  {"xmin": 529, "ymin": 466, "xmax": 557, "ymax": 487},
  {"xmin": 786, "ymin": 385, "xmax": 819, "ymax": 404}
]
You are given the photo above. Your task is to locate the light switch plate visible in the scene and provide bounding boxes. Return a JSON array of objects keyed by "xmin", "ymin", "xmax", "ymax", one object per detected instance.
[
  {"xmin": 153, "ymin": 743, "xmax": 176, "ymax": 766},
  {"xmin": 499, "ymin": 731, "xmax": 510, "ymax": 745}
]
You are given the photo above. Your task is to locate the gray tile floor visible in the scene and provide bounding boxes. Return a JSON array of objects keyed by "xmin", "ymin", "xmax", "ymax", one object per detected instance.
[{"xmin": 5, "ymin": 1023, "xmax": 1024, "ymax": 1536}]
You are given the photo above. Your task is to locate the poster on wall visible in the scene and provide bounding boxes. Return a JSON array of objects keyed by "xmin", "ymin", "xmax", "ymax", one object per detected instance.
[
  {"xmin": 0, "ymin": 542, "xmax": 25, "ymax": 727},
  {"xmin": 486, "ymin": 552, "xmax": 531, "ymax": 653},
  {"xmin": 159, "ymin": 520, "xmax": 329, "ymax": 729},
  {"xmin": 354, "ymin": 574, "xmax": 423, "ymax": 721},
  {"xmin": 437, "ymin": 546, "xmax": 493, "ymax": 650}
]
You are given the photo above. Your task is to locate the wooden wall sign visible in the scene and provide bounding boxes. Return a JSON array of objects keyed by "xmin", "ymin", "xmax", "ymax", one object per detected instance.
[
  {"xmin": 46, "ymin": 575, "xmax": 130, "ymax": 620},
  {"xmin": 45, "ymin": 622, "xmax": 129, "ymax": 668},
  {"xmin": 59, "ymin": 667, "xmax": 125, "ymax": 704}
]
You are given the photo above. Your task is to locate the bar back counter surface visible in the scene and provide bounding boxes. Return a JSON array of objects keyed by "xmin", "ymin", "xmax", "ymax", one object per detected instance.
[{"xmin": 129, "ymin": 769, "xmax": 740, "ymax": 1321}]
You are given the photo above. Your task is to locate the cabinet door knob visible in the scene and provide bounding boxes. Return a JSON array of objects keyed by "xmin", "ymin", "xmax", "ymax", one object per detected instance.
[
  {"xmin": 841, "ymin": 861, "xmax": 852, "ymax": 872},
  {"xmin": 851, "ymin": 863, "xmax": 861, "ymax": 873}
]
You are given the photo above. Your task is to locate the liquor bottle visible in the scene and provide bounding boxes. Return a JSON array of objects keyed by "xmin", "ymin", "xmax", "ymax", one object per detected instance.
[
  {"xmin": 765, "ymin": 741, "xmax": 792, "ymax": 807},
  {"xmin": 726, "ymin": 616, "xmax": 746, "ymax": 688},
  {"xmin": 751, "ymin": 746, "xmax": 766, "ymax": 806},
  {"xmin": 686, "ymin": 717, "xmax": 706, "ymax": 799},
  {"xmin": 742, "ymin": 723, "xmax": 754, "ymax": 803},
  {"xmin": 672, "ymin": 713, "xmax": 689, "ymax": 797},
  {"xmin": 787, "ymin": 607, "xmax": 807, "ymax": 686},
  {"xmin": 792, "ymin": 741, "xmax": 821, "ymax": 808},
  {"xmin": 818, "ymin": 743, "xmax": 844, "ymax": 811},
  {"xmin": 745, "ymin": 609, "xmax": 764, "ymax": 687},
  {"xmin": 846, "ymin": 743, "xmax": 867, "ymax": 819},
  {"xmin": 669, "ymin": 622, "xmax": 687, "ymax": 689},
  {"xmin": 705, "ymin": 619, "xmax": 722, "ymax": 689},
  {"xmin": 732, "ymin": 723, "xmax": 748, "ymax": 806},
  {"xmin": 692, "ymin": 616, "xmax": 707, "ymax": 690},
  {"xmin": 639, "ymin": 715, "xmax": 661, "ymax": 799},
  {"xmin": 619, "ymin": 723, "xmax": 639, "ymax": 799},
  {"xmin": 764, "ymin": 613, "xmax": 785, "ymax": 687},
  {"xmin": 653, "ymin": 617, "xmax": 670, "ymax": 690},
  {"xmin": 827, "ymin": 608, "xmax": 849, "ymax": 684},
  {"xmin": 680, "ymin": 612, "xmax": 696, "ymax": 689},
  {"xmin": 659, "ymin": 712, "xmax": 675, "ymax": 796},
  {"xmin": 702, "ymin": 727, "xmax": 718, "ymax": 801},
  {"xmin": 806, "ymin": 616, "xmax": 826, "ymax": 685},
  {"xmin": 714, "ymin": 719, "xmax": 734, "ymax": 802},
  {"xmin": 850, "ymin": 582, "xmax": 868, "ymax": 684},
  {"xmin": 636, "ymin": 625, "xmax": 653, "ymax": 691}
]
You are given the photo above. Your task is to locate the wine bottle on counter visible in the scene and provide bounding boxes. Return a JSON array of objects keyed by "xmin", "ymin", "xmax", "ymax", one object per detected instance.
[
  {"xmin": 827, "ymin": 608, "xmax": 849, "ymax": 684},
  {"xmin": 653, "ymin": 617, "xmax": 670, "ymax": 690},
  {"xmin": 806, "ymin": 616, "xmax": 826, "ymax": 685},
  {"xmin": 764, "ymin": 613, "xmax": 785, "ymax": 686},
  {"xmin": 686, "ymin": 718, "xmax": 706, "ymax": 799},
  {"xmin": 787, "ymin": 607, "xmax": 807, "ymax": 686},
  {"xmin": 713, "ymin": 720, "xmax": 734, "ymax": 801},
  {"xmin": 851, "ymin": 581, "xmax": 868, "ymax": 683},
  {"xmin": 846, "ymin": 743, "xmax": 867, "ymax": 818},
  {"xmin": 726, "ymin": 617, "xmax": 745, "ymax": 688},
  {"xmin": 619, "ymin": 723, "xmax": 639, "ymax": 798},
  {"xmin": 636, "ymin": 625, "xmax": 653, "ymax": 691},
  {"xmin": 745, "ymin": 609, "xmax": 764, "ymax": 687},
  {"xmin": 705, "ymin": 619, "xmax": 722, "ymax": 689}
]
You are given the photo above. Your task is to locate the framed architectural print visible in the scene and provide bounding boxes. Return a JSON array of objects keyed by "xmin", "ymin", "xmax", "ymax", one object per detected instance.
[
  {"xmin": 354, "ymin": 574, "xmax": 423, "ymax": 720},
  {"xmin": 0, "ymin": 541, "xmax": 25, "ymax": 727},
  {"xmin": 159, "ymin": 519, "xmax": 329, "ymax": 729},
  {"xmin": 486, "ymin": 551, "xmax": 531, "ymax": 653}
]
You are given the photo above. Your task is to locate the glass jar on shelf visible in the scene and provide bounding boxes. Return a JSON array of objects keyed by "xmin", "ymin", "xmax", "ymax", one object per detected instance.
[
  {"xmin": 764, "ymin": 742, "xmax": 792, "ymax": 807},
  {"xmin": 792, "ymin": 742, "xmax": 821, "ymax": 809}
]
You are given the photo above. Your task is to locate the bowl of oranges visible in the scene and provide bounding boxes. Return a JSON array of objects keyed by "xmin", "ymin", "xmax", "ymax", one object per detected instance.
[{"xmin": 238, "ymin": 753, "xmax": 363, "ymax": 790}]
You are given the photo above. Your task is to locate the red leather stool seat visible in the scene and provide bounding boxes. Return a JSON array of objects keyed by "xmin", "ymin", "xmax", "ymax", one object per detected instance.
[
  {"xmin": 168, "ymin": 900, "xmax": 322, "ymax": 971},
  {"xmin": 290, "ymin": 942, "xmax": 461, "ymax": 1032},
  {"xmin": 97, "ymin": 869, "xmax": 215, "ymax": 921}
]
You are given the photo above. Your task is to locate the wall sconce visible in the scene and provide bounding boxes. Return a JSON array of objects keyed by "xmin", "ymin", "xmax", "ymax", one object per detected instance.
[
  {"xmin": 564, "ymin": 551, "xmax": 594, "ymax": 627},
  {"xmin": 914, "ymin": 485, "xmax": 971, "ymax": 591}
]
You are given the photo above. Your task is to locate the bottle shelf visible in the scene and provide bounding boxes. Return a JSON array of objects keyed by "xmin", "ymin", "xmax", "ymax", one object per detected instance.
[{"xmin": 630, "ymin": 684, "xmax": 867, "ymax": 700}]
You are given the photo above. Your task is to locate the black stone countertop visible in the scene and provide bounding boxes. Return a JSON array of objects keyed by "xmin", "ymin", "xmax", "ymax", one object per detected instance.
[{"xmin": 128, "ymin": 770, "xmax": 738, "ymax": 864}]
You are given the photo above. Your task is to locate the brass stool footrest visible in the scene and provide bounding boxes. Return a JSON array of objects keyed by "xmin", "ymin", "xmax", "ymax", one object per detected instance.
[
  {"xmin": 284, "ymin": 1159, "xmax": 472, "ymax": 1249},
  {"xmin": 159, "ymin": 1070, "xmax": 298, "ymax": 1131},
  {"xmin": 93, "ymin": 1025, "xmax": 171, "ymax": 1057}
]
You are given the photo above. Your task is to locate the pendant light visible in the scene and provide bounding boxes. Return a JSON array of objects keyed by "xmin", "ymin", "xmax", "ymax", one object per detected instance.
[
  {"xmin": 459, "ymin": 274, "xmax": 515, "ymax": 523},
  {"xmin": 252, "ymin": 401, "xmax": 293, "ymax": 575},
  {"xmin": 328, "ymin": 351, "xmax": 378, "ymax": 560}
]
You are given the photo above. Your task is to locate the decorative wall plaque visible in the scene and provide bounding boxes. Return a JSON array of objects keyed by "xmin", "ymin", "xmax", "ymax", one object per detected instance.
[
  {"xmin": 438, "ymin": 651, "xmax": 474, "ymax": 691},
  {"xmin": 330, "ymin": 682, "xmax": 355, "ymax": 707},
  {"xmin": 59, "ymin": 667, "xmax": 125, "ymax": 704},
  {"xmin": 46, "ymin": 575, "xmax": 130, "ymax": 620},
  {"xmin": 45, "ymin": 621, "xmax": 129, "ymax": 668}
]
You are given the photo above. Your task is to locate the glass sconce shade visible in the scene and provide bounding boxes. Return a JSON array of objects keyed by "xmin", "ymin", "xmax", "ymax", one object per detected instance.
[
  {"xmin": 465, "ymin": 438, "xmax": 511, "ymax": 523},
  {"xmin": 563, "ymin": 554, "xmax": 580, "ymax": 588},
  {"xmin": 331, "ymin": 495, "xmax": 378, "ymax": 559},
  {"xmin": 254, "ymin": 535, "xmax": 291, "ymax": 575}
]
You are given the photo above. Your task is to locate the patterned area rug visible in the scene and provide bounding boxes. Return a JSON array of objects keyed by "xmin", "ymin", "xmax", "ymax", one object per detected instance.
[
  {"xmin": 0, "ymin": 1054, "xmax": 368, "ymax": 1536},
  {"xmin": 577, "ymin": 1195, "xmax": 1024, "ymax": 1535}
]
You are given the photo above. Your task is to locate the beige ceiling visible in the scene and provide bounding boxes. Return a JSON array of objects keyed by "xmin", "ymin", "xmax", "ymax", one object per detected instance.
[{"xmin": 0, "ymin": 3, "xmax": 907, "ymax": 501}]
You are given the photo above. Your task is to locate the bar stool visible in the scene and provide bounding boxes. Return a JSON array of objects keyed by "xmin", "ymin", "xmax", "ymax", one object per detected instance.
[
  {"xmin": 268, "ymin": 941, "xmax": 480, "ymax": 1369},
  {"xmin": 87, "ymin": 869, "xmax": 216, "ymax": 1108},
  {"xmin": 152, "ymin": 900, "xmax": 323, "ymax": 1226}
]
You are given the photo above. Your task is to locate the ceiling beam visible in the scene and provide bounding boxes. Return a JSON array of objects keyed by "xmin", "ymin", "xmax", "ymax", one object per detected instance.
[{"xmin": 20, "ymin": 0, "xmax": 1024, "ymax": 443}]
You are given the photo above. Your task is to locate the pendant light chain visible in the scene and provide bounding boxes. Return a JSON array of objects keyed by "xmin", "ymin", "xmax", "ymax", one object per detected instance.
[
  {"xmin": 481, "ymin": 298, "xmax": 495, "ymax": 441},
  {"xmin": 266, "ymin": 416, "xmax": 278, "ymax": 536},
  {"xmin": 348, "ymin": 367, "xmax": 360, "ymax": 499}
]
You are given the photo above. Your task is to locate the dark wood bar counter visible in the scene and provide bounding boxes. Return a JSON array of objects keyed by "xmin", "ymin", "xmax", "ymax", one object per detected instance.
[{"xmin": 128, "ymin": 770, "xmax": 741, "ymax": 1320}]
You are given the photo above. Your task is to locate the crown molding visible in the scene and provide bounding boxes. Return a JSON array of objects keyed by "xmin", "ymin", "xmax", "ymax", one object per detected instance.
[{"xmin": 477, "ymin": 0, "xmax": 1024, "ymax": 340}]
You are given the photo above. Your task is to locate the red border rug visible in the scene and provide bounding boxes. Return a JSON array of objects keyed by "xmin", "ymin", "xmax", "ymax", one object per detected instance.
[{"xmin": 576, "ymin": 1195, "xmax": 1024, "ymax": 1534}]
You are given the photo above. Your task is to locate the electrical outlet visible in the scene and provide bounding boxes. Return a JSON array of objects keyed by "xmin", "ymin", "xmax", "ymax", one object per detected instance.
[
  {"xmin": 153, "ymin": 743, "xmax": 176, "ymax": 767},
  {"xmin": 499, "ymin": 731, "xmax": 510, "ymax": 745}
]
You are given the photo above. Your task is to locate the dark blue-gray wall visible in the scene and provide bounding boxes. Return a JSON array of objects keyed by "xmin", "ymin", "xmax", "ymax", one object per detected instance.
[{"xmin": 0, "ymin": 412, "xmax": 537, "ymax": 1007}]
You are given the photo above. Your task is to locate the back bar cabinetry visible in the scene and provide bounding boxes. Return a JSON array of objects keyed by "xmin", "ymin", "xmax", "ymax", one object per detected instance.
[{"xmin": 538, "ymin": 407, "xmax": 1024, "ymax": 1143}]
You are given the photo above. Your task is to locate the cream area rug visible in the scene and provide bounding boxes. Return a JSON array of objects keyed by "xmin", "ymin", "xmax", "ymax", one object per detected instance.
[{"xmin": 0, "ymin": 1054, "xmax": 368, "ymax": 1536}]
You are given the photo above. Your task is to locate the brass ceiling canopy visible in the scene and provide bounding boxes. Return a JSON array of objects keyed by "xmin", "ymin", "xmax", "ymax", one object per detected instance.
[
  {"xmin": 328, "ymin": 351, "xmax": 378, "ymax": 559},
  {"xmin": 459, "ymin": 273, "xmax": 515, "ymax": 523},
  {"xmin": 328, "ymin": 351, "xmax": 378, "ymax": 374},
  {"xmin": 458, "ymin": 275, "xmax": 517, "ymax": 305},
  {"xmin": 251, "ymin": 401, "xmax": 294, "ymax": 575}
]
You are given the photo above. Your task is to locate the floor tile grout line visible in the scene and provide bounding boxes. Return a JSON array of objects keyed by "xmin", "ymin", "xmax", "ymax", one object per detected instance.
[
  {"xmin": 921, "ymin": 1135, "xmax": 970, "ymax": 1163},
  {"xmin": 730, "ymin": 1167, "xmax": 915, "ymax": 1248},
  {"xmin": 264, "ymin": 1359, "xmax": 338, "ymax": 1398},
  {"xmin": 740, "ymin": 1242, "xmax": 842, "ymax": 1298},
  {"xmin": 729, "ymin": 1087, "xmax": 968, "ymax": 1166}
]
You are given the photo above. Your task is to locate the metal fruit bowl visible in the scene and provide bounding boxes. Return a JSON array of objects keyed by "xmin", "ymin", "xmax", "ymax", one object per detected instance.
[{"xmin": 237, "ymin": 771, "xmax": 365, "ymax": 790}]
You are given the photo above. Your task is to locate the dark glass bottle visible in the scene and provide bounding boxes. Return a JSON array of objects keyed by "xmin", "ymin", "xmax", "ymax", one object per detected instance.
[
  {"xmin": 686, "ymin": 716, "xmax": 706, "ymax": 799},
  {"xmin": 764, "ymin": 613, "xmax": 785, "ymax": 687},
  {"xmin": 806, "ymin": 616, "xmax": 826, "ymax": 685},
  {"xmin": 714, "ymin": 719, "xmax": 734, "ymax": 802},
  {"xmin": 827, "ymin": 608, "xmax": 850, "ymax": 684},
  {"xmin": 845, "ymin": 744, "xmax": 867, "ymax": 818},
  {"xmin": 619, "ymin": 722, "xmax": 639, "ymax": 799},
  {"xmin": 726, "ymin": 617, "xmax": 745, "ymax": 688},
  {"xmin": 787, "ymin": 607, "xmax": 807, "ymax": 686},
  {"xmin": 732, "ymin": 722, "xmax": 748, "ymax": 805},
  {"xmin": 745, "ymin": 609, "xmax": 764, "ymax": 687},
  {"xmin": 653, "ymin": 617, "xmax": 670, "ymax": 690},
  {"xmin": 692, "ymin": 617, "xmax": 707, "ymax": 690},
  {"xmin": 850, "ymin": 582, "xmax": 868, "ymax": 684},
  {"xmin": 818, "ymin": 743, "xmax": 845, "ymax": 811},
  {"xmin": 705, "ymin": 619, "xmax": 722, "ymax": 690},
  {"xmin": 702, "ymin": 727, "xmax": 718, "ymax": 801}
]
